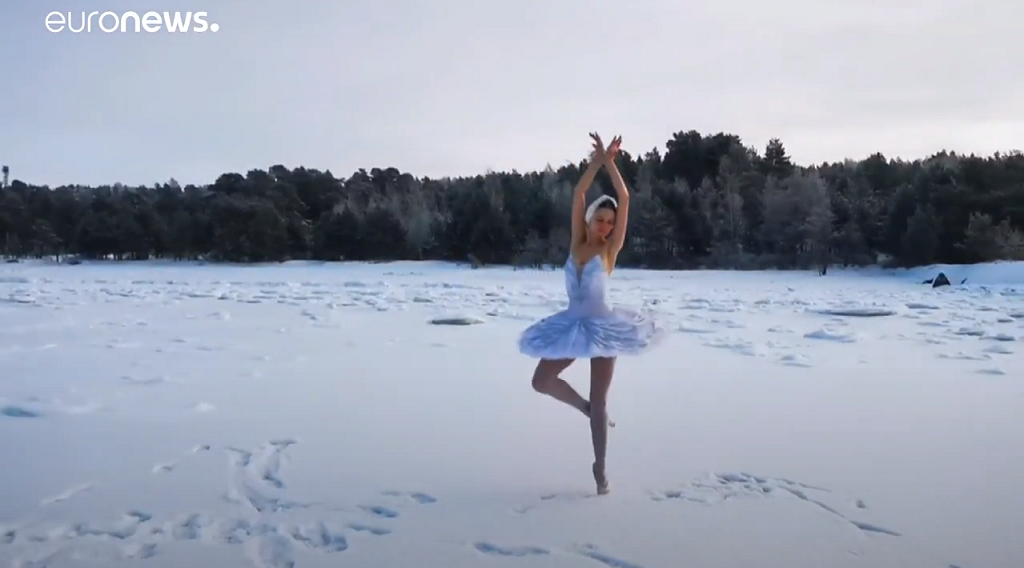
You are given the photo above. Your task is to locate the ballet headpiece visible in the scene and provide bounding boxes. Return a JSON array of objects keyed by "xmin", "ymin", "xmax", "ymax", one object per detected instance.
[{"xmin": 584, "ymin": 195, "xmax": 618, "ymax": 223}]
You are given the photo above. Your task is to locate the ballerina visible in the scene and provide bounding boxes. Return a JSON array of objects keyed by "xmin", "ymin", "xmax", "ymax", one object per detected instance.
[{"xmin": 518, "ymin": 132, "xmax": 665, "ymax": 495}]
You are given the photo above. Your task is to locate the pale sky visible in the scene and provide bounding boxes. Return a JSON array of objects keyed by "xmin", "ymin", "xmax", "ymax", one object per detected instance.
[{"xmin": 2, "ymin": 0, "xmax": 1021, "ymax": 187}]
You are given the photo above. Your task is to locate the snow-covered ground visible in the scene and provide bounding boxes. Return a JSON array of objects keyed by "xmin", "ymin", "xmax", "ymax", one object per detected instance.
[{"xmin": 1, "ymin": 259, "xmax": 1022, "ymax": 568}]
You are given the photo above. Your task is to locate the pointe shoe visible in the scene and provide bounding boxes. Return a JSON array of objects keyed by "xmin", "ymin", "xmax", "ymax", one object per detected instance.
[{"xmin": 593, "ymin": 462, "xmax": 610, "ymax": 495}]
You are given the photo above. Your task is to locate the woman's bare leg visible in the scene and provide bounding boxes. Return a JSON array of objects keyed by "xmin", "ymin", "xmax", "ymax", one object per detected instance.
[
  {"xmin": 532, "ymin": 359, "xmax": 615, "ymax": 426},
  {"xmin": 589, "ymin": 357, "xmax": 615, "ymax": 494},
  {"xmin": 532, "ymin": 358, "xmax": 588, "ymax": 414}
]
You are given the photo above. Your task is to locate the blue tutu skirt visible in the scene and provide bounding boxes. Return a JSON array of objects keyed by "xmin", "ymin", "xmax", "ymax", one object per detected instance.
[{"xmin": 518, "ymin": 306, "xmax": 665, "ymax": 359}]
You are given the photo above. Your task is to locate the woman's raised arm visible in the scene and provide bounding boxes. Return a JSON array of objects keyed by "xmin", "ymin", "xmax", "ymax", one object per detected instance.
[
  {"xmin": 603, "ymin": 135, "xmax": 631, "ymax": 255},
  {"xmin": 570, "ymin": 133, "xmax": 606, "ymax": 245}
]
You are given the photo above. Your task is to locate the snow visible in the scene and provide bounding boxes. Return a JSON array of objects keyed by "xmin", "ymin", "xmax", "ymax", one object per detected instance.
[
  {"xmin": 1, "ymin": 259, "xmax": 1022, "ymax": 568},
  {"xmin": 863, "ymin": 260, "xmax": 1024, "ymax": 288}
]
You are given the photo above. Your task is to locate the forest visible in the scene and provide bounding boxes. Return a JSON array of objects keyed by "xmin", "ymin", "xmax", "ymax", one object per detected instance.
[{"xmin": 2, "ymin": 130, "xmax": 1023, "ymax": 270}]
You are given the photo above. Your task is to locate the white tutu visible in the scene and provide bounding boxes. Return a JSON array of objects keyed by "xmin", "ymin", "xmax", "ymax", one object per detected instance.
[{"xmin": 518, "ymin": 255, "xmax": 665, "ymax": 359}]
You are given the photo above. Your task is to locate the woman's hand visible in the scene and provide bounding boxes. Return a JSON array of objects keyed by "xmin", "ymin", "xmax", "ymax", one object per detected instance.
[
  {"xmin": 588, "ymin": 132, "xmax": 606, "ymax": 166},
  {"xmin": 604, "ymin": 135, "xmax": 622, "ymax": 164}
]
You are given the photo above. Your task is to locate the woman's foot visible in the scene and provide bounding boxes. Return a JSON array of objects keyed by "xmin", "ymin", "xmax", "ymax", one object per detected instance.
[
  {"xmin": 583, "ymin": 402, "xmax": 616, "ymax": 428},
  {"xmin": 593, "ymin": 462, "xmax": 610, "ymax": 495}
]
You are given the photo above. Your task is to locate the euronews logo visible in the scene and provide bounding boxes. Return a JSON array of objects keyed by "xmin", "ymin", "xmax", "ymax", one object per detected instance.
[{"xmin": 45, "ymin": 11, "xmax": 219, "ymax": 33}]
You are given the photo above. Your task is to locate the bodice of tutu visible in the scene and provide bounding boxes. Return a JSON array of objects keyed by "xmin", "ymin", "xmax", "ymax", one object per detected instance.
[{"xmin": 564, "ymin": 255, "xmax": 611, "ymax": 317}]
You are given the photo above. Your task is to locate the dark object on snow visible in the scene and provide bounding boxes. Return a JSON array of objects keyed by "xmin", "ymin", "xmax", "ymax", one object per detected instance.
[
  {"xmin": 931, "ymin": 272, "xmax": 950, "ymax": 288},
  {"xmin": 814, "ymin": 308, "xmax": 896, "ymax": 317},
  {"xmin": 429, "ymin": 316, "xmax": 484, "ymax": 326},
  {"xmin": 961, "ymin": 278, "xmax": 968, "ymax": 285}
]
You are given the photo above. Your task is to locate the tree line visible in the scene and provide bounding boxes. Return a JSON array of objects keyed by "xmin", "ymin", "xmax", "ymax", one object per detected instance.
[{"xmin": 2, "ymin": 130, "xmax": 1023, "ymax": 270}]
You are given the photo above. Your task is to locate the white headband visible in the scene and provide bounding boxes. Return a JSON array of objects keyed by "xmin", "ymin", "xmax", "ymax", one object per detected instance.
[{"xmin": 585, "ymin": 195, "xmax": 618, "ymax": 223}]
